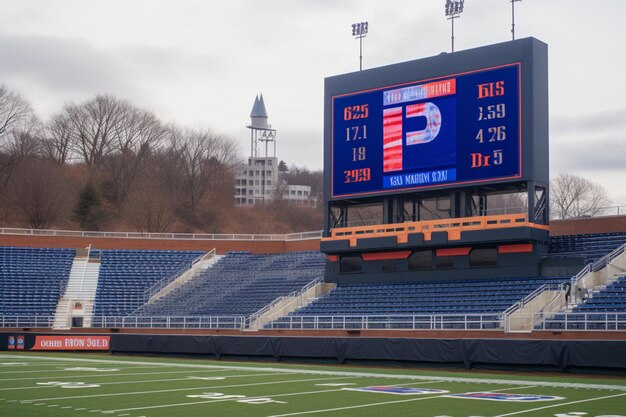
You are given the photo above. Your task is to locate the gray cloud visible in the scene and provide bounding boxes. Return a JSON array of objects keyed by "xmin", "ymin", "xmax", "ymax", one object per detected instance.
[
  {"xmin": 0, "ymin": 31, "xmax": 134, "ymax": 95},
  {"xmin": 551, "ymin": 110, "xmax": 626, "ymax": 135},
  {"xmin": 551, "ymin": 136, "xmax": 626, "ymax": 172}
]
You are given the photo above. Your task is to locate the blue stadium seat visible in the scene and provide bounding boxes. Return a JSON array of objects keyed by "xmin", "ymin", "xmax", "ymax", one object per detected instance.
[
  {"xmin": 132, "ymin": 251, "xmax": 326, "ymax": 317},
  {"xmin": 0, "ymin": 246, "xmax": 75, "ymax": 317},
  {"xmin": 92, "ymin": 249, "xmax": 205, "ymax": 318}
]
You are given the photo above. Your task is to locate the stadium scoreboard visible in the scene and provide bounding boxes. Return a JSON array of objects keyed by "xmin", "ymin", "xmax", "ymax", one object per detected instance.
[{"xmin": 324, "ymin": 38, "xmax": 548, "ymax": 201}]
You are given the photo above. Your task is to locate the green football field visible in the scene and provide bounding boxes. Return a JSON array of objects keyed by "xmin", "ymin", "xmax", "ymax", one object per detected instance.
[{"xmin": 0, "ymin": 352, "xmax": 625, "ymax": 417}]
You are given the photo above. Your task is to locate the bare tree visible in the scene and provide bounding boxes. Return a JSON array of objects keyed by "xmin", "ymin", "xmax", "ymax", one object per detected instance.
[
  {"xmin": 6, "ymin": 129, "xmax": 42, "ymax": 160},
  {"xmin": 0, "ymin": 87, "xmax": 38, "ymax": 201},
  {"xmin": 99, "ymin": 106, "xmax": 166, "ymax": 211},
  {"xmin": 40, "ymin": 114, "xmax": 73, "ymax": 166},
  {"xmin": 126, "ymin": 172, "xmax": 177, "ymax": 233},
  {"xmin": 9, "ymin": 158, "xmax": 74, "ymax": 229},
  {"xmin": 550, "ymin": 173, "xmax": 612, "ymax": 219},
  {"xmin": 62, "ymin": 95, "xmax": 125, "ymax": 169},
  {"xmin": 170, "ymin": 127, "xmax": 239, "ymax": 212},
  {"xmin": 0, "ymin": 85, "xmax": 33, "ymax": 140}
]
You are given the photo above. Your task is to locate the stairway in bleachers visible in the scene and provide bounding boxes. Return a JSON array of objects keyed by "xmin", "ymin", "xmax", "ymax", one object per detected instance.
[
  {"xmin": 53, "ymin": 257, "xmax": 101, "ymax": 329},
  {"xmin": 541, "ymin": 274, "xmax": 626, "ymax": 330}
]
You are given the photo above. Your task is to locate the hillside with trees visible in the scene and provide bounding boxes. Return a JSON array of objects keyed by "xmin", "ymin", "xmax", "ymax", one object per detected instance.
[{"xmin": 0, "ymin": 85, "xmax": 322, "ymax": 233}]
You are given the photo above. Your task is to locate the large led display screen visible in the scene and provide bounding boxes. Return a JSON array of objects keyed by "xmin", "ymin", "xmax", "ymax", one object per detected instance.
[{"xmin": 331, "ymin": 63, "xmax": 521, "ymax": 198}]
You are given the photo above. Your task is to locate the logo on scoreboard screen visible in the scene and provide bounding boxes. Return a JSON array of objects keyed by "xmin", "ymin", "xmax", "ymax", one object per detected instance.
[
  {"xmin": 382, "ymin": 78, "xmax": 457, "ymax": 174},
  {"xmin": 447, "ymin": 392, "xmax": 564, "ymax": 402}
]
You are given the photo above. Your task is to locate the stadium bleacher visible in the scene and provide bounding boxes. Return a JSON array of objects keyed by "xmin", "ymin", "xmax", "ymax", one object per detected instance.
[
  {"xmin": 268, "ymin": 276, "xmax": 568, "ymax": 329},
  {"xmin": 0, "ymin": 246, "xmax": 75, "ymax": 317},
  {"xmin": 92, "ymin": 249, "xmax": 204, "ymax": 317},
  {"xmin": 1, "ymin": 230, "xmax": 624, "ymax": 331},
  {"xmin": 547, "ymin": 232, "xmax": 626, "ymax": 263},
  {"xmin": 133, "ymin": 251, "xmax": 326, "ymax": 317}
]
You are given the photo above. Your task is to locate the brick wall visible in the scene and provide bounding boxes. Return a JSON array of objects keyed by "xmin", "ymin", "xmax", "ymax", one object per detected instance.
[{"xmin": 1, "ymin": 215, "xmax": 623, "ymax": 253}]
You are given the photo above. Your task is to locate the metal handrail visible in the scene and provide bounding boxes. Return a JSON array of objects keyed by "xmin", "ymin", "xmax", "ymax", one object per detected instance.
[
  {"xmin": 0, "ymin": 316, "xmax": 55, "ymax": 328},
  {"xmin": 76, "ymin": 244, "xmax": 92, "ymax": 301},
  {"xmin": 3, "ymin": 310, "xmax": 625, "ymax": 332},
  {"xmin": 531, "ymin": 311, "xmax": 626, "ymax": 331},
  {"xmin": 503, "ymin": 283, "xmax": 565, "ymax": 316},
  {"xmin": 89, "ymin": 315, "xmax": 247, "ymax": 330},
  {"xmin": 0, "ymin": 227, "xmax": 323, "ymax": 241},
  {"xmin": 264, "ymin": 313, "xmax": 504, "ymax": 331},
  {"xmin": 143, "ymin": 249, "xmax": 216, "ymax": 301},
  {"xmin": 570, "ymin": 242, "xmax": 626, "ymax": 288},
  {"xmin": 247, "ymin": 276, "xmax": 323, "ymax": 324}
]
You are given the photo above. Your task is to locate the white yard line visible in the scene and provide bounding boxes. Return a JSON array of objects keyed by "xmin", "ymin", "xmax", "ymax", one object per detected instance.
[
  {"xmin": 20, "ymin": 372, "xmax": 299, "ymax": 401},
  {"xmin": 0, "ymin": 362, "xmax": 95, "ymax": 366},
  {"xmin": 0, "ymin": 365, "xmax": 164, "ymax": 375},
  {"xmin": 0, "ymin": 368, "xmax": 235, "ymax": 382},
  {"xmin": 17, "ymin": 375, "xmax": 351, "ymax": 403},
  {"xmin": 493, "ymin": 391, "xmax": 626, "ymax": 417},
  {"xmin": 3, "ymin": 354, "xmax": 626, "ymax": 392}
]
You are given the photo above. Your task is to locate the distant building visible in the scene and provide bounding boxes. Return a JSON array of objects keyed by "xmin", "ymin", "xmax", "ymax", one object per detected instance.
[{"xmin": 234, "ymin": 95, "xmax": 314, "ymax": 207}]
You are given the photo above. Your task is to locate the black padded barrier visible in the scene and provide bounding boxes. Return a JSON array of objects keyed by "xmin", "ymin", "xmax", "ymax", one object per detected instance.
[
  {"xmin": 2, "ymin": 332, "xmax": 624, "ymax": 373},
  {"xmin": 110, "ymin": 334, "xmax": 626, "ymax": 372}
]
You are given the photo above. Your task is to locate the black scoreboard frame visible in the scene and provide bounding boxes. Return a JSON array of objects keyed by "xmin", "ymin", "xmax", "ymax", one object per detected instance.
[{"xmin": 323, "ymin": 38, "xmax": 549, "ymax": 236}]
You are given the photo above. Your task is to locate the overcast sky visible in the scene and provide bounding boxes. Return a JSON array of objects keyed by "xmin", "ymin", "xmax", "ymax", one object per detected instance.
[{"xmin": 1, "ymin": 0, "xmax": 625, "ymax": 205}]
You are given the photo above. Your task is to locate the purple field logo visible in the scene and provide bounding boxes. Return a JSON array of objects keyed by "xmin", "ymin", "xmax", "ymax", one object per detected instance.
[
  {"xmin": 343, "ymin": 386, "xmax": 448, "ymax": 395},
  {"xmin": 447, "ymin": 392, "xmax": 564, "ymax": 402}
]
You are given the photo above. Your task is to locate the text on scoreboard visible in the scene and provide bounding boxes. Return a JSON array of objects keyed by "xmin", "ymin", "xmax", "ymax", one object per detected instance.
[{"xmin": 331, "ymin": 63, "xmax": 521, "ymax": 198}]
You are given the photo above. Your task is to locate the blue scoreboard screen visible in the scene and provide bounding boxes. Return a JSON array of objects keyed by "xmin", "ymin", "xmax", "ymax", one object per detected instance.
[{"xmin": 331, "ymin": 63, "xmax": 521, "ymax": 199}]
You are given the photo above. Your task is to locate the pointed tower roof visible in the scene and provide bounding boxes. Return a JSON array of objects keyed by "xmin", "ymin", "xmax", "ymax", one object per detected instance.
[{"xmin": 250, "ymin": 94, "xmax": 268, "ymax": 118}]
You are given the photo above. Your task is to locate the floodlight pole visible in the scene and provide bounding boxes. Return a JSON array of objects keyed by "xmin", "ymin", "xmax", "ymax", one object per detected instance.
[
  {"xmin": 511, "ymin": 0, "xmax": 522, "ymax": 40},
  {"xmin": 448, "ymin": 14, "xmax": 459, "ymax": 52},
  {"xmin": 359, "ymin": 36, "xmax": 363, "ymax": 71},
  {"xmin": 352, "ymin": 21, "xmax": 368, "ymax": 71},
  {"xmin": 445, "ymin": 0, "xmax": 464, "ymax": 53}
]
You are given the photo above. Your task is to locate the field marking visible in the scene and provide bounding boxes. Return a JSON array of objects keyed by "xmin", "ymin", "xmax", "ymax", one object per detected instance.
[
  {"xmin": 1, "ymin": 362, "xmax": 85, "ymax": 366},
  {"xmin": 0, "ymin": 370, "xmax": 271, "ymax": 393},
  {"xmin": 107, "ymin": 388, "xmax": 346, "ymax": 413},
  {"xmin": 0, "ymin": 365, "xmax": 164, "ymax": 375},
  {"xmin": 105, "ymin": 381, "xmax": 473, "ymax": 413},
  {"xmin": 21, "ymin": 372, "xmax": 303, "ymax": 401},
  {"xmin": 493, "ymin": 391, "xmax": 626, "ymax": 417},
  {"xmin": 266, "ymin": 385, "xmax": 537, "ymax": 417},
  {"xmin": 4, "ymin": 354, "xmax": 626, "ymax": 392},
  {"xmin": 0, "ymin": 368, "xmax": 235, "ymax": 382},
  {"xmin": 0, "ymin": 385, "xmax": 62, "ymax": 392},
  {"xmin": 18, "ymin": 375, "xmax": 351, "ymax": 403}
]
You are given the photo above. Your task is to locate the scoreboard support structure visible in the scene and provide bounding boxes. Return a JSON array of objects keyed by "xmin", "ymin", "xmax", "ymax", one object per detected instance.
[{"xmin": 321, "ymin": 38, "xmax": 550, "ymax": 284}]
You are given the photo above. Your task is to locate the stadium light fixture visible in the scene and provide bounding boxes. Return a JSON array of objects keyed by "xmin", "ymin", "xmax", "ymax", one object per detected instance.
[
  {"xmin": 511, "ymin": 0, "xmax": 522, "ymax": 40},
  {"xmin": 445, "ymin": 0, "xmax": 465, "ymax": 52},
  {"xmin": 351, "ymin": 21, "xmax": 369, "ymax": 71}
]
